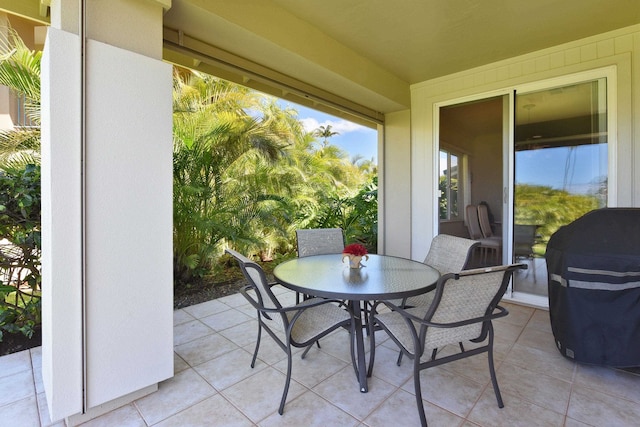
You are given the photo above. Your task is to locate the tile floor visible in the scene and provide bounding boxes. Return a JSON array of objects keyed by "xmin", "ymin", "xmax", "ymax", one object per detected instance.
[{"xmin": 1, "ymin": 285, "xmax": 639, "ymax": 426}]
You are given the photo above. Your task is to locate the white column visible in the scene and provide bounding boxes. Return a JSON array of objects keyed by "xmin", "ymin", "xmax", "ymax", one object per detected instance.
[{"xmin": 42, "ymin": 0, "xmax": 173, "ymax": 422}]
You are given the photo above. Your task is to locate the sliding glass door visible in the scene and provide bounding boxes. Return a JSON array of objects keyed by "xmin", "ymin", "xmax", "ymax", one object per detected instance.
[
  {"xmin": 436, "ymin": 70, "xmax": 613, "ymax": 307},
  {"xmin": 512, "ymin": 78, "xmax": 608, "ymax": 299}
]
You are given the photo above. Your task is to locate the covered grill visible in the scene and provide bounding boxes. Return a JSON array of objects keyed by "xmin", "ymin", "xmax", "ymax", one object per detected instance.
[{"xmin": 545, "ymin": 208, "xmax": 640, "ymax": 367}]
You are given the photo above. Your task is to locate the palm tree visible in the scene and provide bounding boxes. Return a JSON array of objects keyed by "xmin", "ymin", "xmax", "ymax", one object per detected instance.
[
  {"xmin": 314, "ymin": 124, "xmax": 339, "ymax": 146},
  {"xmin": 172, "ymin": 70, "xmax": 291, "ymax": 280},
  {"xmin": 0, "ymin": 27, "xmax": 41, "ymax": 172}
]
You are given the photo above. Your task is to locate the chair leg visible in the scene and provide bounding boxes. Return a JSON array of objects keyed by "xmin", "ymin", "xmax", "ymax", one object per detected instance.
[
  {"xmin": 279, "ymin": 347, "xmax": 293, "ymax": 415},
  {"xmin": 396, "ymin": 350, "xmax": 403, "ymax": 366},
  {"xmin": 413, "ymin": 357, "xmax": 428, "ymax": 427},
  {"xmin": 487, "ymin": 323, "xmax": 504, "ymax": 408},
  {"xmin": 251, "ymin": 321, "xmax": 262, "ymax": 368}
]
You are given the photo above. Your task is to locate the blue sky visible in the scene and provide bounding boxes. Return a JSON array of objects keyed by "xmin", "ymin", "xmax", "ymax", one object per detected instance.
[{"xmin": 278, "ymin": 101, "xmax": 378, "ymax": 163}]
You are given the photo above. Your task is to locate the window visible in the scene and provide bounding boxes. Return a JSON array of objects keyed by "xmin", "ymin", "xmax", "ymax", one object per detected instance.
[{"xmin": 439, "ymin": 149, "xmax": 462, "ymax": 220}]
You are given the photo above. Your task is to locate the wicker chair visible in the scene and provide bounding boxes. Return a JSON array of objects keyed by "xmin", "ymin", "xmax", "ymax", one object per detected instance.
[
  {"xmin": 368, "ymin": 263, "xmax": 526, "ymax": 427},
  {"xmin": 225, "ymin": 248, "xmax": 355, "ymax": 415}
]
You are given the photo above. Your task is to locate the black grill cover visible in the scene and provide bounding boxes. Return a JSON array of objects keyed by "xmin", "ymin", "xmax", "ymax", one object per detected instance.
[{"xmin": 546, "ymin": 208, "xmax": 640, "ymax": 367}]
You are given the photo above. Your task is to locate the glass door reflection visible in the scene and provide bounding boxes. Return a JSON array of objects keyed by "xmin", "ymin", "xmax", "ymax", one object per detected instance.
[{"xmin": 513, "ymin": 79, "xmax": 608, "ymax": 297}]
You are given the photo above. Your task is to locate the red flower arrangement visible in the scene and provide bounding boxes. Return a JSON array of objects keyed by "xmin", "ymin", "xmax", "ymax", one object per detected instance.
[{"xmin": 342, "ymin": 243, "xmax": 368, "ymax": 257}]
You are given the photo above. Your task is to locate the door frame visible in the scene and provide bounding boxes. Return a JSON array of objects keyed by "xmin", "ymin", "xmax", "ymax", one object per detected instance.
[{"xmin": 434, "ymin": 66, "xmax": 617, "ymax": 309}]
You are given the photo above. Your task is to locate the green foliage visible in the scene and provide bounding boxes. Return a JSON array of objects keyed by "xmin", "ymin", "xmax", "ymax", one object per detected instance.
[
  {"xmin": 514, "ymin": 183, "xmax": 601, "ymax": 255},
  {"xmin": 0, "ymin": 164, "xmax": 42, "ymax": 341},
  {"xmin": 0, "ymin": 27, "xmax": 41, "ymax": 173},
  {"xmin": 172, "ymin": 69, "xmax": 379, "ymax": 281}
]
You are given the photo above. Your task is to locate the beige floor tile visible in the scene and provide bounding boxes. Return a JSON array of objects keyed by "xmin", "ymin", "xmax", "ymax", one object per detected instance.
[
  {"xmin": 218, "ymin": 319, "xmax": 261, "ymax": 349},
  {"xmin": 525, "ymin": 309, "xmax": 552, "ymax": 333},
  {"xmin": 172, "ymin": 308, "xmax": 195, "ymax": 326},
  {"xmin": 194, "ymin": 347, "xmax": 267, "ymax": 390},
  {"xmin": 404, "ymin": 366, "xmax": 486, "ymax": 417},
  {"xmin": 220, "ymin": 367, "xmax": 306, "ymax": 423},
  {"xmin": 437, "ymin": 350, "xmax": 497, "ymax": 385},
  {"xmin": 497, "ymin": 361, "xmax": 571, "ymax": 414},
  {"xmin": 153, "ymin": 395, "xmax": 254, "ymax": 427},
  {"xmin": 37, "ymin": 392, "xmax": 61, "ymax": 427},
  {"xmin": 567, "ymin": 385, "xmax": 640, "ymax": 426},
  {"xmin": 259, "ymin": 390, "xmax": 358, "ymax": 427},
  {"xmin": 240, "ymin": 333, "xmax": 308, "ymax": 366},
  {"xmin": 0, "ymin": 349, "xmax": 32, "ymax": 378},
  {"xmin": 313, "ymin": 365, "xmax": 396, "ymax": 420},
  {"xmin": 368, "ymin": 344, "xmax": 414, "ymax": 387},
  {"xmin": 200, "ymin": 308, "xmax": 252, "ymax": 332},
  {"xmin": 492, "ymin": 320, "xmax": 525, "ymax": 345},
  {"xmin": 515, "ymin": 327, "xmax": 558, "ymax": 354},
  {"xmin": 563, "ymin": 416, "xmax": 594, "ymax": 427},
  {"xmin": 497, "ymin": 303, "xmax": 534, "ymax": 328},
  {"xmin": 574, "ymin": 363, "xmax": 640, "ymax": 403},
  {"xmin": 0, "ymin": 395, "xmax": 41, "ymax": 427},
  {"xmin": 217, "ymin": 293, "xmax": 249, "ymax": 308},
  {"xmin": 174, "ymin": 332, "xmax": 238, "ymax": 367},
  {"xmin": 468, "ymin": 387, "xmax": 565, "ymax": 427},
  {"xmin": 310, "ymin": 328, "xmax": 355, "ymax": 364},
  {"xmin": 173, "ymin": 352, "xmax": 189, "ymax": 374},
  {"xmin": 0, "ymin": 369, "xmax": 35, "ymax": 407},
  {"xmin": 78, "ymin": 403, "xmax": 146, "ymax": 427},
  {"xmin": 134, "ymin": 368, "xmax": 216, "ymax": 425},
  {"xmin": 364, "ymin": 387, "xmax": 463, "ymax": 427},
  {"xmin": 273, "ymin": 347, "xmax": 348, "ymax": 389},
  {"xmin": 505, "ymin": 343, "xmax": 576, "ymax": 382},
  {"xmin": 182, "ymin": 299, "xmax": 232, "ymax": 319},
  {"xmin": 173, "ymin": 319, "xmax": 214, "ymax": 347},
  {"xmin": 30, "ymin": 347, "xmax": 44, "ymax": 395}
]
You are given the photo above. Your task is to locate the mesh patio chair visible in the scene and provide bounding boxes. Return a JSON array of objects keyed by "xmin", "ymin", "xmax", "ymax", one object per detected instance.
[
  {"xmin": 367, "ymin": 263, "xmax": 526, "ymax": 427},
  {"xmin": 296, "ymin": 228, "xmax": 345, "ymax": 257},
  {"xmin": 225, "ymin": 248, "xmax": 355, "ymax": 415},
  {"xmin": 392, "ymin": 234, "xmax": 479, "ymax": 365},
  {"xmin": 295, "ymin": 228, "xmax": 345, "ymax": 303},
  {"xmin": 467, "ymin": 204, "xmax": 501, "ymax": 265}
]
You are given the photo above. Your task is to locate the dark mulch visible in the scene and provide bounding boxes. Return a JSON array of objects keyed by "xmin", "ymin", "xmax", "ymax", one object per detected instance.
[
  {"xmin": 173, "ymin": 277, "xmax": 247, "ymax": 309},
  {"xmin": 0, "ymin": 326, "xmax": 42, "ymax": 356}
]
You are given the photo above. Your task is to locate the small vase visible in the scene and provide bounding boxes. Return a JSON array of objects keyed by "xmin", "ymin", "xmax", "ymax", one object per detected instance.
[{"xmin": 343, "ymin": 254, "xmax": 368, "ymax": 268}]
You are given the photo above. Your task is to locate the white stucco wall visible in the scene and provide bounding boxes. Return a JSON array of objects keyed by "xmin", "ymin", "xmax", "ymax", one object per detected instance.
[
  {"xmin": 382, "ymin": 110, "xmax": 412, "ymax": 258},
  {"xmin": 42, "ymin": 0, "xmax": 174, "ymax": 422},
  {"xmin": 408, "ymin": 24, "xmax": 640, "ymax": 259},
  {"xmin": 41, "ymin": 26, "xmax": 83, "ymax": 421}
]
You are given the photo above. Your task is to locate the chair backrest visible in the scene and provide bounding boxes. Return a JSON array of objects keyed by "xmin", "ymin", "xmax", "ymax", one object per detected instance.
[
  {"xmin": 514, "ymin": 224, "xmax": 536, "ymax": 257},
  {"xmin": 423, "ymin": 234, "xmax": 479, "ymax": 274},
  {"xmin": 296, "ymin": 228, "xmax": 345, "ymax": 257},
  {"xmin": 225, "ymin": 248, "xmax": 286, "ymax": 329},
  {"xmin": 465, "ymin": 205, "xmax": 483, "ymax": 240},
  {"xmin": 477, "ymin": 204, "xmax": 494, "ymax": 238},
  {"xmin": 420, "ymin": 263, "xmax": 525, "ymax": 349}
]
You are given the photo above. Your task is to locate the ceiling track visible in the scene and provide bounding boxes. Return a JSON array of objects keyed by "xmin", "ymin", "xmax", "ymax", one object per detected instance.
[{"xmin": 162, "ymin": 26, "xmax": 384, "ymax": 126}]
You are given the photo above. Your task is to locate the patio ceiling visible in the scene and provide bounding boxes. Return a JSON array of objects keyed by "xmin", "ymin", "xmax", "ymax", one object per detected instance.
[{"xmin": 162, "ymin": 0, "xmax": 640, "ymax": 122}]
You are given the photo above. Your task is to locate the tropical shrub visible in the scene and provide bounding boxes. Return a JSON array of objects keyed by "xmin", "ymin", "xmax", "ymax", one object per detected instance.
[{"xmin": 0, "ymin": 164, "xmax": 41, "ymax": 340}]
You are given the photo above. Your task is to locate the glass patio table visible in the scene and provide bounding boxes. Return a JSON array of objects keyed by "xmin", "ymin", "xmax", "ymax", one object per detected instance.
[{"xmin": 273, "ymin": 253, "xmax": 440, "ymax": 393}]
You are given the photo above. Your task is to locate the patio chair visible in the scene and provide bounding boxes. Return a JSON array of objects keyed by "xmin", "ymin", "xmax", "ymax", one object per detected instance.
[
  {"xmin": 467, "ymin": 204, "xmax": 501, "ymax": 265},
  {"xmin": 393, "ymin": 234, "xmax": 479, "ymax": 364},
  {"xmin": 514, "ymin": 224, "xmax": 538, "ymax": 283},
  {"xmin": 367, "ymin": 263, "xmax": 526, "ymax": 427},
  {"xmin": 295, "ymin": 228, "xmax": 345, "ymax": 303},
  {"xmin": 225, "ymin": 248, "xmax": 355, "ymax": 415},
  {"xmin": 296, "ymin": 227, "xmax": 345, "ymax": 257}
]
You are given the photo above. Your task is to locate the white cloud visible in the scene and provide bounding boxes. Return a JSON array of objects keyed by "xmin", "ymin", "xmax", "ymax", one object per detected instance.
[{"xmin": 300, "ymin": 118, "xmax": 365, "ymax": 135}]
